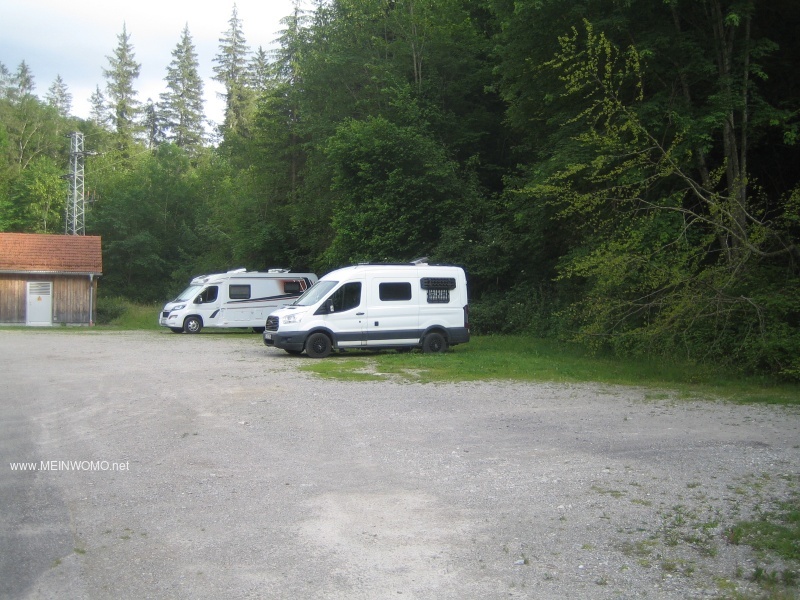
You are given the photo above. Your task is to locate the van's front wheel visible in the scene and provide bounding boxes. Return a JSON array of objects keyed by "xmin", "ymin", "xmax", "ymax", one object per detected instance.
[
  {"xmin": 183, "ymin": 316, "xmax": 203, "ymax": 334},
  {"xmin": 305, "ymin": 332, "xmax": 332, "ymax": 358},
  {"xmin": 422, "ymin": 332, "xmax": 448, "ymax": 353}
]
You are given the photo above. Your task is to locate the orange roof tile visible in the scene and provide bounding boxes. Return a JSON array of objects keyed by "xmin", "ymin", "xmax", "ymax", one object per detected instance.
[{"xmin": 0, "ymin": 233, "xmax": 102, "ymax": 274}]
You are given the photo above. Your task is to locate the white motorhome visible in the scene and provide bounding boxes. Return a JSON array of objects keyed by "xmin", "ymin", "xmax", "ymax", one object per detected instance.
[
  {"xmin": 263, "ymin": 262, "xmax": 469, "ymax": 357},
  {"xmin": 159, "ymin": 269, "xmax": 318, "ymax": 334}
]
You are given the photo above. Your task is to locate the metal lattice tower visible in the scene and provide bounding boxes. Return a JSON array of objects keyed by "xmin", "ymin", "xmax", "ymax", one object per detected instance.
[{"xmin": 65, "ymin": 132, "xmax": 86, "ymax": 235}]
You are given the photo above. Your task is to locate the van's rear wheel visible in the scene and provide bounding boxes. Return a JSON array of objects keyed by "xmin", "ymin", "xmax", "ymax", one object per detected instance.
[
  {"xmin": 183, "ymin": 316, "xmax": 203, "ymax": 334},
  {"xmin": 422, "ymin": 332, "xmax": 448, "ymax": 353},
  {"xmin": 305, "ymin": 332, "xmax": 332, "ymax": 358}
]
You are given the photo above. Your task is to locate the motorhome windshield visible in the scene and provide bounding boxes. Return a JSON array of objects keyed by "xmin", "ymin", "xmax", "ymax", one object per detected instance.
[
  {"xmin": 293, "ymin": 281, "xmax": 338, "ymax": 306},
  {"xmin": 173, "ymin": 285, "xmax": 204, "ymax": 302}
]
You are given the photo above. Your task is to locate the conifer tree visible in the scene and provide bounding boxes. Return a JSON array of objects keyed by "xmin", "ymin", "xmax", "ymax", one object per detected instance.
[
  {"xmin": 103, "ymin": 23, "xmax": 142, "ymax": 147},
  {"xmin": 0, "ymin": 62, "xmax": 11, "ymax": 98},
  {"xmin": 213, "ymin": 4, "xmax": 251, "ymax": 135},
  {"xmin": 46, "ymin": 75, "xmax": 72, "ymax": 117},
  {"xmin": 12, "ymin": 61, "xmax": 35, "ymax": 98},
  {"xmin": 248, "ymin": 46, "xmax": 272, "ymax": 93},
  {"xmin": 89, "ymin": 85, "xmax": 109, "ymax": 128},
  {"xmin": 160, "ymin": 24, "xmax": 205, "ymax": 150},
  {"xmin": 142, "ymin": 98, "xmax": 164, "ymax": 150}
]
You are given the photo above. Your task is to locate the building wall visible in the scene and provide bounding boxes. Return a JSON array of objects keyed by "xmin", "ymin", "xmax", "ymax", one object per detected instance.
[{"xmin": 0, "ymin": 274, "xmax": 98, "ymax": 325}]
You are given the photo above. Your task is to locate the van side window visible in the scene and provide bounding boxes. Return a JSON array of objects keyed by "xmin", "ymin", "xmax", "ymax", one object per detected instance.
[
  {"xmin": 229, "ymin": 284, "xmax": 251, "ymax": 300},
  {"xmin": 329, "ymin": 282, "xmax": 361, "ymax": 312},
  {"xmin": 379, "ymin": 282, "xmax": 412, "ymax": 301},
  {"xmin": 198, "ymin": 286, "xmax": 218, "ymax": 303}
]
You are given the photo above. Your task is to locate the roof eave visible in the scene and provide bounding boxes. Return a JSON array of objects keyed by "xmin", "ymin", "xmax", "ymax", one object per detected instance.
[{"xmin": 0, "ymin": 270, "xmax": 103, "ymax": 276}]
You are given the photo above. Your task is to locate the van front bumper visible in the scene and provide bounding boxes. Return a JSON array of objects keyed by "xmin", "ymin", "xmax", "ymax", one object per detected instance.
[
  {"xmin": 263, "ymin": 331, "xmax": 306, "ymax": 352},
  {"xmin": 159, "ymin": 312, "xmax": 179, "ymax": 327}
]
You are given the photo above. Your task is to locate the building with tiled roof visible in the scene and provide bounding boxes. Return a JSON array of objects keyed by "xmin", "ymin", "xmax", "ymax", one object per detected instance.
[{"xmin": 0, "ymin": 233, "xmax": 102, "ymax": 325}]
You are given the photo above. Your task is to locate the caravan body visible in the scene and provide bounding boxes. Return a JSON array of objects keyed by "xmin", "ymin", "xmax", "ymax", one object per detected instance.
[
  {"xmin": 159, "ymin": 269, "xmax": 318, "ymax": 333},
  {"xmin": 263, "ymin": 262, "xmax": 469, "ymax": 357}
]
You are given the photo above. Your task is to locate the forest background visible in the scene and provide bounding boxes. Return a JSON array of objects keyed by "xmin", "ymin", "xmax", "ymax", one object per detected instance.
[{"xmin": 1, "ymin": 0, "xmax": 798, "ymax": 379}]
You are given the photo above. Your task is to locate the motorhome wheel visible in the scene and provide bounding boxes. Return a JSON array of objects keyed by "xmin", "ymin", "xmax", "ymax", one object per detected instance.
[{"xmin": 183, "ymin": 316, "xmax": 203, "ymax": 334}]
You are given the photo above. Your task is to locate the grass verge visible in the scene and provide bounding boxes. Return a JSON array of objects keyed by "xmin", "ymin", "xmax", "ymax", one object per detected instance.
[{"xmin": 299, "ymin": 336, "xmax": 800, "ymax": 405}]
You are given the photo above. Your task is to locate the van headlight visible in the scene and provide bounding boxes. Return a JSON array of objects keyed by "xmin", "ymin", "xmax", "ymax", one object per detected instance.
[
  {"xmin": 283, "ymin": 313, "xmax": 302, "ymax": 325},
  {"xmin": 172, "ymin": 305, "xmax": 186, "ymax": 311}
]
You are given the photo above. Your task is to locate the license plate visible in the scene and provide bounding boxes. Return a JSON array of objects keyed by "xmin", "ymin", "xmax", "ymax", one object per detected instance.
[{"xmin": 264, "ymin": 333, "xmax": 272, "ymax": 340}]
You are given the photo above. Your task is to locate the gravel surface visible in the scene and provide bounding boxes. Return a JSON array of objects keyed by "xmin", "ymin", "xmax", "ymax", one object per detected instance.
[{"xmin": 1, "ymin": 329, "xmax": 798, "ymax": 599}]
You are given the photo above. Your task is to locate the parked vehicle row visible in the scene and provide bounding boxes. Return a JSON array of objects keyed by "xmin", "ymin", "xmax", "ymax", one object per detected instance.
[
  {"xmin": 160, "ymin": 261, "xmax": 470, "ymax": 358},
  {"xmin": 159, "ymin": 269, "xmax": 317, "ymax": 334}
]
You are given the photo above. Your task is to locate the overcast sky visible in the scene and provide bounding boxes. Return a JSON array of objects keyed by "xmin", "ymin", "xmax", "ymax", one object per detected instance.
[{"xmin": 0, "ymin": 0, "xmax": 301, "ymax": 126}]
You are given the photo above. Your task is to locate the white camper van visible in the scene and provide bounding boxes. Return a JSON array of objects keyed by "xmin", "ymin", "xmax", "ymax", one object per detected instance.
[
  {"xmin": 159, "ymin": 269, "xmax": 318, "ymax": 333},
  {"xmin": 263, "ymin": 262, "xmax": 469, "ymax": 357}
]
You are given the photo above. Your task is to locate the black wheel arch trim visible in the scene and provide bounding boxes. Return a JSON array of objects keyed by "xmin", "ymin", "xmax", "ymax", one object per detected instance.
[
  {"xmin": 302, "ymin": 327, "xmax": 340, "ymax": 349},
  {"xmin": 421, "ymin": 325, "xmax": 449, "ymax": 341}
]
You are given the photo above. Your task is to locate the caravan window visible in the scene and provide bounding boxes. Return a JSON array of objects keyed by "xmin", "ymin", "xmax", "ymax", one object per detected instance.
[
  {"xmin": 229, "ymin": 284, "xmax": 251, "ymax": 300},
  {"xmin": 379, "ymin": 282, "xmax": 412, "ymax": 301},
  {"xmin": 284, "ymin": 281, "xmax": 302, "ymax": 294}
]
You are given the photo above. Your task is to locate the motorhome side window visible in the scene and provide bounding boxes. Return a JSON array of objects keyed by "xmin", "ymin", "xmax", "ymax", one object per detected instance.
[
  {"xmin": 229, "ymin": 284, "xmax": 251, "ymax": 300},
  {"xmin": 420, "ymin": 277, "xmax": 457, "ymax": 304},
  {"xmin": 329, "ymin": 282, "xmax": 361, "ymax": 312},
  {"xmin": 197, "ymin": 286, "xmax": 218, "ymax": 303},
  {"xmin": 379, "ymin": 282, "xmax": 412, "ymax": 301},
  {"xmin": 284, "ymin": 281, "xmax": 302, "ymax": 294}
]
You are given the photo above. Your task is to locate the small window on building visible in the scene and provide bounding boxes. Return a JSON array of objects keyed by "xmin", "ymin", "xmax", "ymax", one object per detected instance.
[
  {"xmin": 284, "ymin": 280, "xmax": 302, "ymax": 294},
  {"xmin": 379, "ymin": 282, "xmax": 412, "ymax": 301},
  {"xmin": 229, "ymin": 284, "xmax": 251, "ymax": 300}
]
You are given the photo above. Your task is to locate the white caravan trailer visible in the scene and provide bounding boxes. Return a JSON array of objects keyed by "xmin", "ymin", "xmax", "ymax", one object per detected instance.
[
  {"xmin": 159, "ymin": 269, "xmax": 318, "ymax": 333},
  {"xmin": 263, "ymin": 261, "xmax": 469, "ymax": 357}
]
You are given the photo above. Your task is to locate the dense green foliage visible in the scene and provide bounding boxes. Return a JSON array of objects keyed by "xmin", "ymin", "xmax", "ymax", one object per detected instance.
[{"xmin": 1, "ymin": 0, "xmax": 798, "ymax": 378}]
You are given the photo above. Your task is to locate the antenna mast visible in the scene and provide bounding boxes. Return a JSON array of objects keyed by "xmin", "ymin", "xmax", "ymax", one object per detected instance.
[{"xmin": 64, "ymin": 131, "xmax": 87, "ymax": 235}]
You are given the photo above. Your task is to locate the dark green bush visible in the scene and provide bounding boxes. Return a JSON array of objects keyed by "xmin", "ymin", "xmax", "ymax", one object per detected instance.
[{"xmin": 96, "ymin": 296, "xmax": 129, "ymax": 325}]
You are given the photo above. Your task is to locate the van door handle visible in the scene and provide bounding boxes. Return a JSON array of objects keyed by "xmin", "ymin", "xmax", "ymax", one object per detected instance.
[{"xmin": 356, "ymin": 312, "xmax": 365, "ymax": 315}]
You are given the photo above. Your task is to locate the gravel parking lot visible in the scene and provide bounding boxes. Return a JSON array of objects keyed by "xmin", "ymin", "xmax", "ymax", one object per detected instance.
[{"xmin": 1, "ymin": 329, "xmax": 798, "ymax": 599}]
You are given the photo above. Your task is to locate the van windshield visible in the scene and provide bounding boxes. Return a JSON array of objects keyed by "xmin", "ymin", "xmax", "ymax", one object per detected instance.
[
  {"xmin": 292, "ymin": 281, "xmax": 337, "ymax": 306},
  {"xmin": 173, "ymin": 285, "xmax": 204, "ymax": 302}
]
